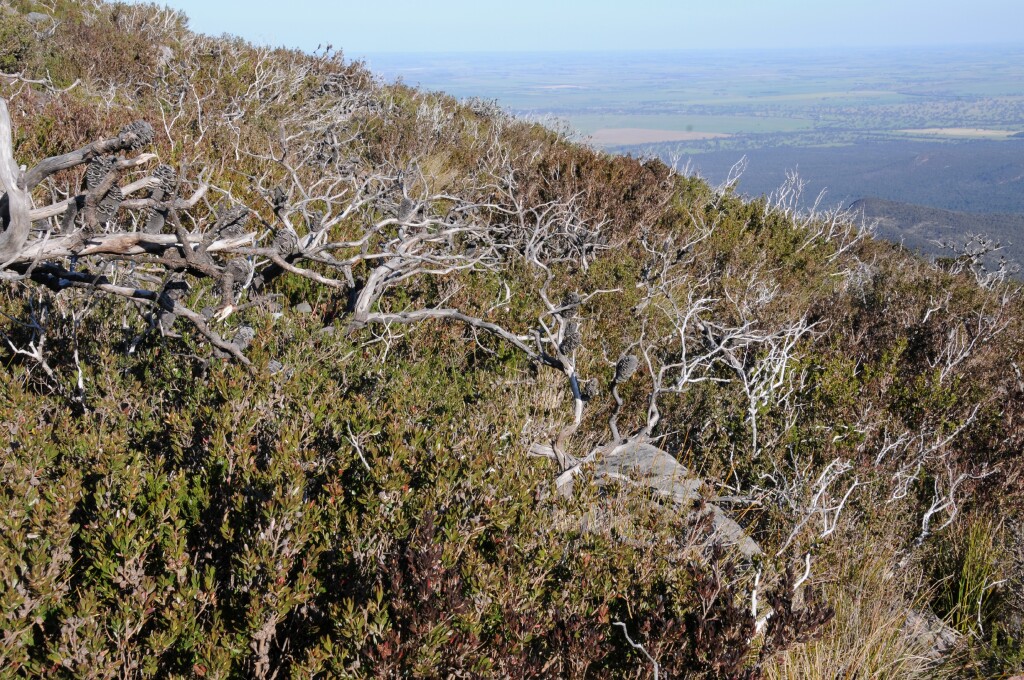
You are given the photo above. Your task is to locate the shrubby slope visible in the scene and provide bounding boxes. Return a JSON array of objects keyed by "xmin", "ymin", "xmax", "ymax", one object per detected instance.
[{"xmin": 0, "ymin": 2, "xmax": 1022, "ymax": 677}]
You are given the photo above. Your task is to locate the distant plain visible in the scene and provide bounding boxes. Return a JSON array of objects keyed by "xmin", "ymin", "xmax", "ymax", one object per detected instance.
[
  {"xmin": 365, "ymin": 47, "xmax": 1024, "ymax": 146},
  {"xmin": 367, "ymin": 46, "xmax": 1024, "ymax": 263}
]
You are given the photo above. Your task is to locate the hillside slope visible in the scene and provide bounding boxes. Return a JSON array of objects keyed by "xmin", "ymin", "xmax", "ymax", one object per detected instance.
[
  {"xmin": 851, "ymin": 196, "xmax": 1024, "ymax": 267},
  {"xmin": 0, "ymin": 2, "xmax": 1022, "ymax": 678},
  {"xmin": 634, "ymin": 138, "xmax": 1024, "ymax": 215}
]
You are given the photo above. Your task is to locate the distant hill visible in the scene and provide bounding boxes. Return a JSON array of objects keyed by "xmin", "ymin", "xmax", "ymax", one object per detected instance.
[
  {"xmin": 851, "ymin": 196, "xmax": 1024, "ymax": 267},
  {"xmin": 625, "ymin": 139, "xmax": 1024, "ymax": 216}
]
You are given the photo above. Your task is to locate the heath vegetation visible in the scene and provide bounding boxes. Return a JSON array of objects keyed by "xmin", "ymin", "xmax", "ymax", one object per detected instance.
[{"xmin": 0, "ymin": 2, "xmax": 1021, "ymax": 677}]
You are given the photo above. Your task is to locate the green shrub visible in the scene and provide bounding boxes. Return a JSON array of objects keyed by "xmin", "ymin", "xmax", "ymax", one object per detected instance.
[
  {"xmin": 0, "ymin": 1, "xmax": 1021, "ymax": 676},
  {"xmin": 0, "ymin": 12, "xmax": 33, "ymax": 72}
]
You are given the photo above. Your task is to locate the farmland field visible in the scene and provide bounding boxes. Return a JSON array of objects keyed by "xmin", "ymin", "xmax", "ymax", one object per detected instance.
[
  {"xmin": 365, "ymin": 46, "xmax": 1024, "ymax": 147},
  {"xmin": 366, "ymin": 45, "xmax": 1024, "ymax": 264}
]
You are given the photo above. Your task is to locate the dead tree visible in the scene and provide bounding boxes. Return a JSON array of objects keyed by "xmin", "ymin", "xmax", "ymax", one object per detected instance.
[
  {"xmin": 0, "ymin": 98, "xmax": 257, "ymax": 361},
  {"xmin": 0, "ymin": 92, "xmax": 545, "ymax": 371}
]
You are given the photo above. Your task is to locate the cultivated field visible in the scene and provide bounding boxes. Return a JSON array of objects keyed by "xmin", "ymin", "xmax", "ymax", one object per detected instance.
[
  {"xmin": 588, "ymin": 128, "xmax": 728, "ymax": 145},
  {"xmin": 366, "ymin": 45, "xmax": 1024, "ymax": 152},
  {"xmin": 367, "ymin": 45, "xmax": 1024, "ymax": 255},
  {"xmin": 895, "ymin": 127, "xmax": 1020, "ymax": 139}
]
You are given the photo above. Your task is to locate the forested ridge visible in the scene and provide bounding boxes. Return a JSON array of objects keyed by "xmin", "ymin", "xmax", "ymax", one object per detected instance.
[
  {"xmin": 0, "ymin": 2, "xmax": 1022, "ymax": 677},
  {"xmin": 850, "ymin": 196, "xmax": 1024, "ymax": 267}
]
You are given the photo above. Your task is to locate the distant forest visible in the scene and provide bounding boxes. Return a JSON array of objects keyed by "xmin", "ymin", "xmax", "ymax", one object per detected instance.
[
  {"xmin": 625, "ymin": 139, "xmax": 1024, "ymax": 216},
  {"xmin": 851, "ymin": 197, "xmax": 1024, "ymax": 266},
  {"xmin": 619, "ymin": 139, "xmax": 1024, "ymax": 268}
]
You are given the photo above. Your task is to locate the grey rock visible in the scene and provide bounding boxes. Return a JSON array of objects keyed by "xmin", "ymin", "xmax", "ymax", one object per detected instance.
[
  {"xmin": 594, "ymin": 440, "xmax": 761, "ymax": 558},
  {"xmin": 903, "ymin": 607, "xmax": 958, "ymax": 660},
  {"xmin": 25, "ymin": 12, "xmax": 51, "ymax": 25},
  {"xmin": 232, "ymin": 326, "xmax": 256, "ymax": 351},
  {"xmin": 267, "ymin": 360, "xmax": 285, "ymax": 374},
  {"xmin": 294, "ymin": 301, "xmax": 313, "ymax": 314},
  {"xmin": 319, "ymin": 325, "xmax": 336, "ymax": 335}
]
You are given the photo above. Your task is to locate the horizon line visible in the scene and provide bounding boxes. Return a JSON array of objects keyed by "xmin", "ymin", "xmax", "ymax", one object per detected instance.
[{"xmin": 352, "ymin": 41, "xmax": 1024, "ymax": 58}]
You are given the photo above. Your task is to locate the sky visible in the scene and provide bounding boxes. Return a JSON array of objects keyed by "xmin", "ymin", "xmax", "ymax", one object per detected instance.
[{"xmin": 134, "ymin": 0, "xmax": 1024, "ymax": 57}]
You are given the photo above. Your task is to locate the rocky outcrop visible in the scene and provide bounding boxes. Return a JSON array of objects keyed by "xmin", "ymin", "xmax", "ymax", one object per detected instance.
[
  {"xmin": 902, "ymin": 607, "xmax": 959, "ymax": 661},
  {"xmin": 592, "ymin": 439, "xmax": 761, "ymax": 558}
]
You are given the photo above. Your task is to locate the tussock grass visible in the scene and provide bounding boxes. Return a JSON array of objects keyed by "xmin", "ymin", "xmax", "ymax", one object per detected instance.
[{"xmin": 766, "ymin": 542, "xmax": 945, "ymax": 680}]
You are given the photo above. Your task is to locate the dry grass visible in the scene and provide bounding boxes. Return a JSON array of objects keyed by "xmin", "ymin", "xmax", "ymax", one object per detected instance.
[{"xmin": 765, "ymin": 542, "xmax": 946, "ymax": 680}]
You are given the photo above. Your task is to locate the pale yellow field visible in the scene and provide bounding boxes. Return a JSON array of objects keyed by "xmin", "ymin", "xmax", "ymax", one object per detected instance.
[
  {"xmin": 896, "ymin": 127, "xmax": 1019, "ymax": 139},
  {"xmin": 588, "ymin": 128, "xmax": 730, "ymax": 146}
]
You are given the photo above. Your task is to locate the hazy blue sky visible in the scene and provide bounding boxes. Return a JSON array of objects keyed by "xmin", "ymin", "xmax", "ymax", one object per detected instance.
[{"xmin": 136, "ymin": 0, "xmax": 1024, "ymax": 56}]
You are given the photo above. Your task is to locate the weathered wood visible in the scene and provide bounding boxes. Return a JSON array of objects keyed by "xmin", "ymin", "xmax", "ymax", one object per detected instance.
[
  {"xmin": 0, "ymin": 99, "xmax": 31, "ymax": 264},
  {"xmin": 29, "ymin": 173, "xmax": 163, "ymax": 221},
  {"xmin": 364, "ymin": 307, "xmax": 541, "ymax": 360},
  {"xmin": 21, "ymin": 119, "xmax": 154, "ymax": 190},
  {"xmin": 27, "ymin": 266, "xmax": 250, "ymax": 365},
  {"xmin": 16, "ymin": 231, "xmax": 255, "ymax": 261}
]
